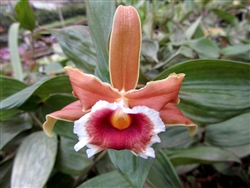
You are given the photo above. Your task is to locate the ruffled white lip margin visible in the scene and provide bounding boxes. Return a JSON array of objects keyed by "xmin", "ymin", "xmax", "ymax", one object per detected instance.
[{"xmin": 73, "ymin": 100, "xmax": 166, "ymax": 159}]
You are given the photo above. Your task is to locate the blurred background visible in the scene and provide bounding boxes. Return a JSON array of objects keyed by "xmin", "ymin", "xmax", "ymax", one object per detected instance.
[{"xmin": 0, "ymin": 0, "xmax": 249, "ymax": 188}]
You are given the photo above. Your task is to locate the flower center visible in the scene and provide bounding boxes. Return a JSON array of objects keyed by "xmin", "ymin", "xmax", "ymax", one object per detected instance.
[{"xmin": 110, "ymin": 109, "xmax": 131, "ymax": 130}]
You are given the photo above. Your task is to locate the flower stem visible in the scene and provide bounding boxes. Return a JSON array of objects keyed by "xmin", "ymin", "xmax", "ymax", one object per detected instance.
[{"xmin": 29, "ymin": 112, "xmax": 43, "ymax": 128}]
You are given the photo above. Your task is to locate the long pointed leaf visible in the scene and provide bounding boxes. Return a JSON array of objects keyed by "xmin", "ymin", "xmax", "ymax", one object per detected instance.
[
  {"xmin": 211, "ymin": 9, "xmax": 238, "ymax": 27},
  {"xmin": 155, "ymin": 59, "xmax": 250, "ymax": 125},
  {"xmin": 147, "ymin": 150, "xmax": 183, "ymax": 188},
  {"xmin": 0, "ymin": 75, "xmax": 27, "ymax": 100},
  {"xmin": 108, "ymin": 150, "xmax": 154, "ymax": 188},
  {"xmin": 0, "ymin": 75, "xmax": 28, "ymax": 120},
  {"xmin": 0, "ymin": 117, "xmax": 32, "ymax": 150},
  {"xmin": 185, "ymin": 37, "xmax": 219, "ymax": 58},
  {"xmin": 15, "ymin": 0, "xmax": 36, "ymax": 31},
  {"xmin": 78, "ymin": 171, "xmax": 131, "ymax": 188},
  {"xmin": 185, "ymin": 16, "xmax": 202, "ymax": 40},
  {"xmin": 165, "ymin": 146, "xmax": 241, "ymax": 165},
  {"xmin": 51, "ymin": 26, "xmax": 96, "ymax": 73},
  {"xmin": 55, "ymin": 137, "xmax": 93, "ymax": 175},
  {"xmin": 8, "ymin": 23, "xmax": 23, "ymax": 81},
  {"xmin": 0, "ymin": 76, "xmax": 71, "ymax": 110},
  {"xmin": 11, "ymin": 131, "xmax": 57, "ymax": 187},
  {"xmin": 86, "ymin": 0, "xmax": 115, "ymax": 82},
  {"xmin": 220, "ymin": 44, "xmax": 250, "ymax": 56},
  {"xmin": 205, "ymin": 112, "xmax": 250, "ymax": 147}
]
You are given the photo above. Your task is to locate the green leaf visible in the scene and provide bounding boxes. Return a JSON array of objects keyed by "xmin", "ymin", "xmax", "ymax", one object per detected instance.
[
  {"xmin": 142, "ymin": 12, "xmax": 154, "ymax": 39},
  {"xmin": 155, "ymin": 60, "xmax": 250, "ymax": 125},
  {"xmin": 33, "ymin": 76, "xmax": 72, "ymax": 96},
  {"xmin": 220, "ymin": 44, "xmax": 250, "ymax": 56},
  {"xmin": 41, "ymin": 94, "xmax": 77, "ymax": 123},
  {"xmin": 192, "ymin": 26, "xmax": 205, "ymax": 39},
  {"xmin": 55, "ymin": 137, "xmax": 93, "ymax": 175},
  {"xmin": 141, "ymin": 39, "xmax": 159, "ymax": 62},
  {"xmin": 86, "ymin": 0, "xmax": 115, "ymax": 82},
  {"xmin": 164, "ymin": 146, "xmax": 241, "ymax": 165},
  {"xmin": 212, "ymin": 8, "xmax": 238, "ymax": 27},
  {"xmin": 147, "ymin": 150, "xmax": 183, "ymax": 188},
  {"xmin": 8, "ymin": 23, "xmax": 23, "ymax": 81},
  {"xmin": 175, "ymin": 164, "xmax": 199, "ymax": 175},
  {"xmin": 0, "ymin": 76, "xmax": 72, "ymax": 110},
  {"xmin": 213, "ymin": 162, "xmax": 250, "ymax": 184},
  {"xmin": 185, "ymin": 37, "xmax": 220, "ymax": 58},
  {"xmin": 179, "ymin": 10, "xmax": 192, "ymax": 23},
  {"xmin": 185, "ymin": 16, "xmax": 202, "ymax": 40},
  {"xmin": 205, "ymin": 112, "xmax": 250, "ymax": 147},
  {"xmin": 0, "ymin": 116, "xmax": 32, "ymax": 150},
  {"xmin": 154, "ymin": 49, "xmax": 181, "ymax": 69},
  {"xmin": 77, "ymin": 171, "xmax": 131, "ymax": 188},
  {"xmin": 224, "ymin": 144, "xmax": 250, "ymax": 158},
  {"xmin": 108, "ymin": 150, "xmax": 154, "ymax": 188},
  {"xmin": 44, "ymin": 62, "xmax": 65, "ymax": 75},
  {"xmin": 14, "ymin": 0, "xmax": 36, "ymax": 31},
  {"xmin": 0, "ymin": 75, "xmax": 27, "ymax": 100},
  {"xmin": 43, "ymin": 94, "xmax": 77, "ymax": 111},
  {"xmin": 159, "ymin": 126, "xmax": 199, "ymax": 149},
  {"xmin": 11, "ymin": 131, "xmax": 57, "ymax": 187},
  {"xmin": 0, "ymin": 76, "xmax": 28, "ymax": 119},
  {"xmin": 53, "ymin": 121, "xmax": 76, "ymax": 139},
  {"xmin": 0, "ymin": 109, "xmax": 20, "ymax": 121},
  {"xmin": 179, "ymin": 46, "xmax": 193, "ymax": 58},
  {"xmin": 18, "ymin": 95, "xmax": 42, "ymax": 111},
  {"xmin": 95, "ymin": 153, "xmax": 116, "ymax": 174},
  {"xmin": 0, "ymin": 160, "xmax": 13, "ymax": 188},
  {"xmin": 47, "ymin": 172, "xmax": 75, "ymax": 188},
  {"xmin": 51, "ymin": 26, "xmax": 96, "ymax": 73}
]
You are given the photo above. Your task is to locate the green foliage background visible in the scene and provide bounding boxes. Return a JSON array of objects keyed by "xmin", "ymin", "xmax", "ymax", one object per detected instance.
[{"xmin": 1, "ymin": 0, "xmax": 250, "ymax": 187}]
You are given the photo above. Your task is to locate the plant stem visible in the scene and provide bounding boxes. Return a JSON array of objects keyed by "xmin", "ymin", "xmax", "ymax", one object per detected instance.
[{"xmin": 29, "ymin": 112, "xmax": 43, "ymax": 128}]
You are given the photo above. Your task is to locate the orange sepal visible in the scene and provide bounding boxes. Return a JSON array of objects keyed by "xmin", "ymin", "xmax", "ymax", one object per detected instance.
[
  {"xmin": 160, "ymin": 103, "xmax": 197, "ymax": 136},
  {"xmin": 65, "ymin": 66, "xmax": 122, "ymax": 110},
  {"xmin": 43, "ymin": 100, "xmax": 86, "ymax": 137},
  {"xmin": 124, "ymin": 73, "xmax": 185, "ymax": 111},
  {"xmin": 109, "ymin": 5, "xmax": 141, "ymax": 92}
]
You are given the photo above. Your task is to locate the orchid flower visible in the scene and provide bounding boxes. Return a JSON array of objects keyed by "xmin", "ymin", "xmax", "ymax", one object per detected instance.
[{"xmin": 43, "ymin": 5, "xmax": 197, "ymax": 159}]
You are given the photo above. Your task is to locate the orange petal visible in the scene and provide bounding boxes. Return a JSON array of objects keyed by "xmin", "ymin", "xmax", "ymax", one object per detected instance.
[
  {"xmin": 124, "ymin": 73, "xmax": 185, "ymax": 111},
  {"xmin": 43, "ymin": 100, "xmax": 86, "ymax": 137},
  {"xmin": 65, "ymin": 66, "xmax": 121, "ymax": 110},
  {"xmin": 160, "ymin": 103, "xmax": 197, "ymax": 136},
  {"xmin": 109, "ymin": 5, "xmax": 141, "ymax": 92}
]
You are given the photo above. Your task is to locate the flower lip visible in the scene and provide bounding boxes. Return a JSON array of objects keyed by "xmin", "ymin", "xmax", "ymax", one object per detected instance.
[
  {"xmin": 73, "ymin": 100, "xmax": 166, "ymax": 158},
  {"xmin": 110, "ymin": 108, "xmax": 131, "ymax": 130}
]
